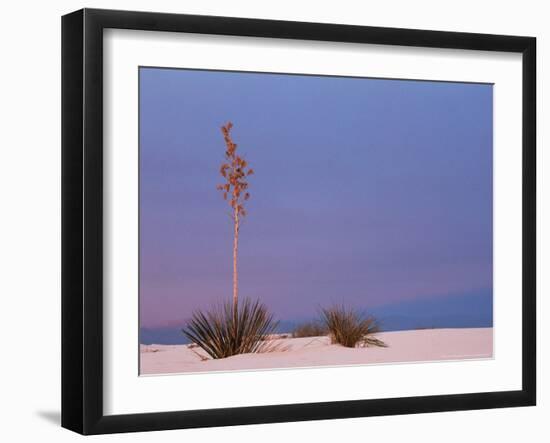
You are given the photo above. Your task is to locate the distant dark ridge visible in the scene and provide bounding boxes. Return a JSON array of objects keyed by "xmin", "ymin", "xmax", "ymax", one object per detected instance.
[
  {"xmin": 140, "ymin": 321, "xmax": 297, "ymax": 345},
  {"xmin": 140, "ymin": 327, "xmax": 189, "ymax": 345},
  {"xmin": 140, "ymin": 289, "xmax": 492, "ymax": 345},
  {"xmin": 371, "ymin": 289, "xmax": 492, "ymax": 332}
]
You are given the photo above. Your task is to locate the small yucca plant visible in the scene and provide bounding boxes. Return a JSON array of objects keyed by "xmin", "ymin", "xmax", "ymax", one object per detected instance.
[
  {"xmin": 321, "ymin": 305, "xmax": 386, "ymax": 348},
  {"xmin": 182, "ymin": 298, "xmax": 279, "ymax": 359},
  {"xmin": 292, "ymin": 321, "xmax": 328, "ymax": 338}
]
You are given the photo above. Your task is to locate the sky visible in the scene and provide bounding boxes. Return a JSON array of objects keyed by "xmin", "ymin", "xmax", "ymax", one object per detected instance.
[{"xmin": 139, "ymin": 67, "xmax": 493, "ymax": 331}]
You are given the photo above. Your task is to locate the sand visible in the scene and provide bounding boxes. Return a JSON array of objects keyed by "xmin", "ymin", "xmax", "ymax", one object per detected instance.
[{"xmin": 140, "ymin": 327, "xmax": 493, "ymax": 375}]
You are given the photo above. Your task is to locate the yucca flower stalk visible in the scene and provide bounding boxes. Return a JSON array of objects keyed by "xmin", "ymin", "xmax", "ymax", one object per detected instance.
[{"xmin": 217, "ymin": 122, "xmax": 254, "ymax": 321}]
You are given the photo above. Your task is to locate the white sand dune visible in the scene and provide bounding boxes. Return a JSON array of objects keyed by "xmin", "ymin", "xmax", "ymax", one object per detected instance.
[{"xmin": 140, "ymin": 327, "xmax": 493, "ymax": 375}]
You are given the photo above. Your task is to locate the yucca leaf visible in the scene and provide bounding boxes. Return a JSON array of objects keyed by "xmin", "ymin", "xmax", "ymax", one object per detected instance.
[{"xmin": 182, "ymin": 298, "xmax": 279, "ymax": 359}]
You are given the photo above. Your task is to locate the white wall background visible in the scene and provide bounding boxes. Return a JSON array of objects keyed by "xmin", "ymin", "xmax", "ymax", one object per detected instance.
[{"xmin": 0, "ymin": 0, "xmax": 546, "ymax": 441}]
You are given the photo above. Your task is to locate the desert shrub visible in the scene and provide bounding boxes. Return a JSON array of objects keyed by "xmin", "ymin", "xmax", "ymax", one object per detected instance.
[
  {"xmin": 292, "ymin": 321, "xmax": 328, "ymax": 338},
  {"xmin": 321, "ymin": 305, "xmax": 386, "ymax": 348},
  {"xmin": 182, "ymin": 298, "xmax": 279, "ymax": 359}
]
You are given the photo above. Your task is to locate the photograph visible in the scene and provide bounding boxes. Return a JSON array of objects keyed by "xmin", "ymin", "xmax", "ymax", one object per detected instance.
[
  {"xmin": 138, "ymin": 67, "xmax": 494, "ymax": 376},
  {"xmin": 56, "ymin": 4, "xmax": 538, "ymax": 436}
]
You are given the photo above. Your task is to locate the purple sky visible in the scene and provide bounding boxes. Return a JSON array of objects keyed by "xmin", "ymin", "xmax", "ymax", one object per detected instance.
[{"xmin": 139, "ymin": 68, "xmax": 493, "ymax": 329}]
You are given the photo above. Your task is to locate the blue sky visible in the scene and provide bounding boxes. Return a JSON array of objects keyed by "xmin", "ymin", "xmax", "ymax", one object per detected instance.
[{"xmin": 139, "ymin": 67, "xmax": 493, "ymax": 330}]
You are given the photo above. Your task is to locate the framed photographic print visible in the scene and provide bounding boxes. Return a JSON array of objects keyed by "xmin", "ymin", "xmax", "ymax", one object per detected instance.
[{"xmin": 61, "ymin": 8, "xmax": 536, "ymax": 435}]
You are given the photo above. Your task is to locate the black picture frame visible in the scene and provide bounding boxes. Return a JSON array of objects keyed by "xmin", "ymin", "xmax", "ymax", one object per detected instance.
[{"xmin": 61, "ymin": 8, "xmax": 536, "ymax": 435}]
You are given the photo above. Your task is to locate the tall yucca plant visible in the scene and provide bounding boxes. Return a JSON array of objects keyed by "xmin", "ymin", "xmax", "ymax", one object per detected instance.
[
  {"xmin": 216, "ymin": 122, "xmax": 254, "ymax": 321},
  {"xmin": 181, "ymin": 123, "xmax": 277, "ymax": 359}
]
